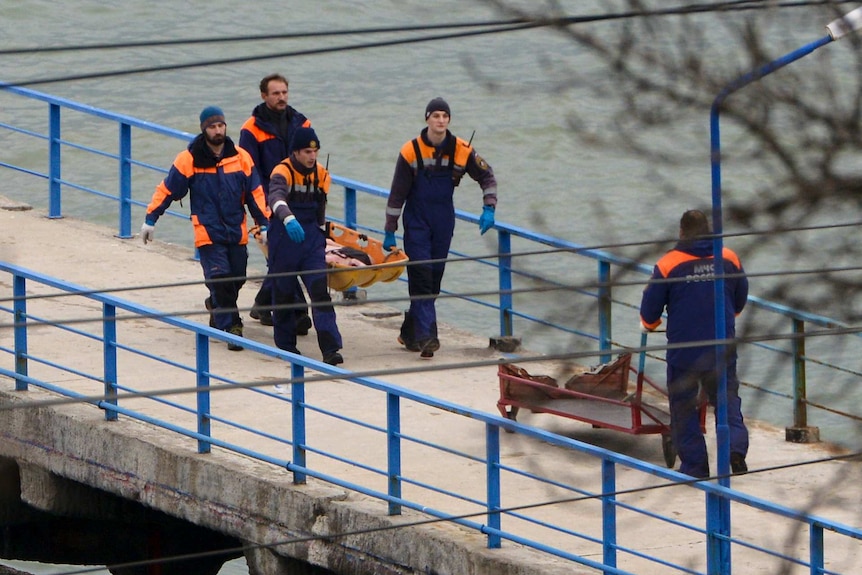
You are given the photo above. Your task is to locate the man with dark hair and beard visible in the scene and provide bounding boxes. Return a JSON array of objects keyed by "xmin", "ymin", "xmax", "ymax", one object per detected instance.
[{"xmin": 141, "ymin": 106, "xmax": 270, "ymax": 351}]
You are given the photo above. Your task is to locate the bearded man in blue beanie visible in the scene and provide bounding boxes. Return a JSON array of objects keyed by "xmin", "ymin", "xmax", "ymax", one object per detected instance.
[{"xmin": 141, "ymin": 106, "xmax": 270, "ymax": 351}]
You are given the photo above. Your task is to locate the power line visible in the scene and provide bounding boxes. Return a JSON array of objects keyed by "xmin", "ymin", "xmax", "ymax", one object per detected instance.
[
  {"xmin": 0, "ymin": 21, "xmax": 529, "ymax": 55},
  {"xmin": 1, "ymin": 258, "xmax": 860, "ymax": 334},
  {"xmin": 1, "ymin": 216, "xmax": 860, "ymax": 306},
  {"xmin": 1, "ymin": 1, "xmax": 857, "ymax": 87},
  {"xmin": 0, "ymin": 0, "xmax": 854, "ymax": 56},
  {"xmin": 1, "ymin": 319, "xmax": 858, "ymax": 417}
]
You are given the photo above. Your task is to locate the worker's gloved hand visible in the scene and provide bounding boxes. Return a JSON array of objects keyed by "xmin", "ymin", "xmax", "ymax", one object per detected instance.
[
  {"xmin": 383, "ymin": 230, "xmax": 397, "ymax": 252},
  {"xmin": 639, "ymin": 322, "xmax": 653, "ymax": 334},
  {"xmin": 284, "ymin": 216, "xmax": 305, "ymax": 243},
  {"xmin": 141, "ymin": 222, "xmax": 155, "ymax": 245},
  {"xmin": 478, "ymin": 205, "xmax": 495, "ymax": 235},
  {"xmin": 258, "ymin": 225, "xmax": 268, "ymax": 246}
]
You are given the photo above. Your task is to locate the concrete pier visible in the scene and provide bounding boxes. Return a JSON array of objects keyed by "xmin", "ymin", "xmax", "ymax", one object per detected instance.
[{"xmin": 1, "ymin": 199, "xmax": 860, "ymax": 575}]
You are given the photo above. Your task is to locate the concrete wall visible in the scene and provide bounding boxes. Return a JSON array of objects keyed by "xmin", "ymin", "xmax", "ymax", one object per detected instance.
[{"xmin": 0, "ymin": 386, "xmax": 580, "ymax": 575}]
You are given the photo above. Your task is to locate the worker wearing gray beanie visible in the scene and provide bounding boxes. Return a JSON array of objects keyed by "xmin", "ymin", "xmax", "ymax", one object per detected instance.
[
  {"xmin": 384, "ymin": 96, "xmax": 498, "ymax": 359},
  {"xmin": 424, "ymin": 97, "xmax": 450, "ymax": 120}
]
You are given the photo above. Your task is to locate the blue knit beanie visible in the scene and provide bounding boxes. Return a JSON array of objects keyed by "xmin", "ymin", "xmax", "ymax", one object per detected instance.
[
  {"xmin": 199, "ymin": 106, "xmax": 225, "ymax": 131},
  {"xmin": 292, "ymin": 127, "xmax": 320, "ymax": 151}
]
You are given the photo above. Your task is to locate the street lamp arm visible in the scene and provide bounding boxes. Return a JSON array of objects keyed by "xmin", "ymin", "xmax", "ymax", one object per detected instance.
[{"xmin": 712, "ymin": 35, "xmax": 833, "ymax": 115}]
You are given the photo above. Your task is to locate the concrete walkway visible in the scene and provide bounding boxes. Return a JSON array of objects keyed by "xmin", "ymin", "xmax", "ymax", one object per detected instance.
[{"xmin": 1, "ymin": 197, "xmax": 860, "ymax": 575}]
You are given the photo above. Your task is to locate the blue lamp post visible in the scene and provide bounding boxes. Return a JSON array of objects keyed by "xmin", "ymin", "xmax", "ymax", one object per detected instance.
[{"xmin": 707, "ymin": 7, "xmax": 862, "ymax": 574}]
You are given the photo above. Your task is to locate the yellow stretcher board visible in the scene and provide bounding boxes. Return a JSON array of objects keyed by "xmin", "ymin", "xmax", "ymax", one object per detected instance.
[
  {"xmin": 324, "ymin": 222, "xmax": 409, "ymax": 291},
  {"xmin": 248, "ymin": 222, "xmax": 409, "ymax": 292}
]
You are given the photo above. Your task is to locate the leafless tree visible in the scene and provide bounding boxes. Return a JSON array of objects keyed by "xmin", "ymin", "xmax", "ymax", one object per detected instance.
[
  {"xmin": 472, "ymin": 8, "xmax": 862, "ymax": 568},
  {"xmin": 481, "ymin": 0, "xmax": 862, "ymax": 323}
]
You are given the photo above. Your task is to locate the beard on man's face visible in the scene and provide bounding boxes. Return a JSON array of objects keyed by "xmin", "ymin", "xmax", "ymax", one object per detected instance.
[{"xmin": 205, "ymin": 132, "xmax": 225, "ymax": 147}]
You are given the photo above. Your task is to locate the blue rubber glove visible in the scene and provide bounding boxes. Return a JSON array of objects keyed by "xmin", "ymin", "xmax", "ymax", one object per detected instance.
[
  {"xmin": 284, "ymin": 216, "xmax": 305, "ymax": 243},
  {"xmin": 478, "ymin": 205, "xmax": 495, "ymax": 235},
  {"xmin": 383, "ymin": 230, "xmax": 397, "ymax": 252}
]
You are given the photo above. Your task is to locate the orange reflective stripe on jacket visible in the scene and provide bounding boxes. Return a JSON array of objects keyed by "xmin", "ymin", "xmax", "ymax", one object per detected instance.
[
  {"xmin": 401, "ymin": 136, "xmax": 472, "ymax": 174},
  {"xmin": 656, "ymin": 247, "xmax": 740, "ymax": 278}
]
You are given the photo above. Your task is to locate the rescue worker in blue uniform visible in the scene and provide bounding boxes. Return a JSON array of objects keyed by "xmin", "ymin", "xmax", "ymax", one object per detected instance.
[
  {"xmin": 142, "ymin": 106, "xmax": 270, "ymax": 351},
  {"xmin": 639, "ymin": 209, "xmax": 750, "ymax": 478},
  {"xmin": 267, "ymin": 127, "xmax": 344, "ymax": 366},
  {"xmin": 239, "ymin": 73, "xmax": 312, "ymax": 332},
  {"xmin": 383, "ymin": 97, "xmax": 498, "ymax": 359}
]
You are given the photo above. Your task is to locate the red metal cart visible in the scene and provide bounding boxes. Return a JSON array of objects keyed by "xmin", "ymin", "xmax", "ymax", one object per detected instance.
[{"xmin": 497, "ymin": 340, "xmax": 705, "ymax": 468}]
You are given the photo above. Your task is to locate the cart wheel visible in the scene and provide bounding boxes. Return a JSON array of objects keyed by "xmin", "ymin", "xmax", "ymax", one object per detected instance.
[
  {"xmin": 503, "ymin": 405, "xmax": 518, "ymax": 433},
  {"xmin": 662, "ymin": 434, "xmax": 677, "ymax": 468}
]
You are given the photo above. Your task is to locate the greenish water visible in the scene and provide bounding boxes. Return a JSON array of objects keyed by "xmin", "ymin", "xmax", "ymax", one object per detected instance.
[{"xmin": 1, "ymin": 2, "xmax": 860, "ymax": 573}]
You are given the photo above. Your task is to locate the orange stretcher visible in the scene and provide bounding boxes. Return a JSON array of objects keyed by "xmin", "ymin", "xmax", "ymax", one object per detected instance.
[
  {"xmin": 248, "ymin": 222, "xmax": 409, "ymax": 292},
  {"xmin": 497, "ymin": 343, "xmax": 706, "ymax": 468},
  {"xmin": 324, "ymin": 222, "xmax": 409, "ymax": 291}
]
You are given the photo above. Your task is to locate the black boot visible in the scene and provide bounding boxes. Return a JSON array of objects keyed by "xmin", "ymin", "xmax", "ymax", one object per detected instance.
[{"xmin": 397, "ymin": 311, "xmax": 420, "ymax": 351}]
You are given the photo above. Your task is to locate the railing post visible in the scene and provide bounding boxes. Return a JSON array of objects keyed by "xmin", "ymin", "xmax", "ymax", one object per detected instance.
[
  {"xmin": 793, "ymin": 318, "xmax": 807, "ymax": 428},
  {"xmin": 786, "ymin": 318, "xmax": 819, "ymax": 443},
  {"xmin": 387, "ymin": 392, "xmax": 402, "ymax": 516},
  {"xmin": 344, "ymin": 185, "xmax": 357, "ymax": 230},
  {"xmin": 810, "ymin": 523, "xmax": 824, "ymax": 575},
  {"xmin": 706, "ymin": 491, "xmax": 730, "ymax": 575},
  {"xmin": 13, "ymin": 275, "xmax": 28, "ymax": 391},
  {"xmin": 601, "ymin": 459, "xmax": 617, "ymax": 571},
  {"xmin": 498, "ymin": 230, "xmax": 513, "ymax": 337},
  {"xmin": 196, "ymin": 332, "xmax": 211, "ymax": 454},
  {"xmin": 485, "ymin": 423, "xmax": 501, "ymax": 549},
  {"xmin": 103, "ymin": 303, "xmax": 118, "ymax": 421},
  {"xmin": 291, "ymin": 362, "xmax": 307, "ymax": 484},
  {"xmin": 598, "ymin": 260, "xmax": 612, "ymax": 363},
  {"xmin": 48, "ymin": 103, "xmax": 62, "ymax": 219},
  {"xmin": 342, "ymin": 186, "xmax": 359, "ymax": 298},
  {"xmin": 117, "ymin": 122, "xmax": 133, "ymax": 239}
]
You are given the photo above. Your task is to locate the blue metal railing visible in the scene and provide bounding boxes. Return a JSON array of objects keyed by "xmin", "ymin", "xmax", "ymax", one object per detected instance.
[
  {"xmin": 2, "ymin": 261, "xmax": 861, "ymax": 574},
  {"xmin": 1, "ymin": 83, "xmax": 860, "ymax": 442}
]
